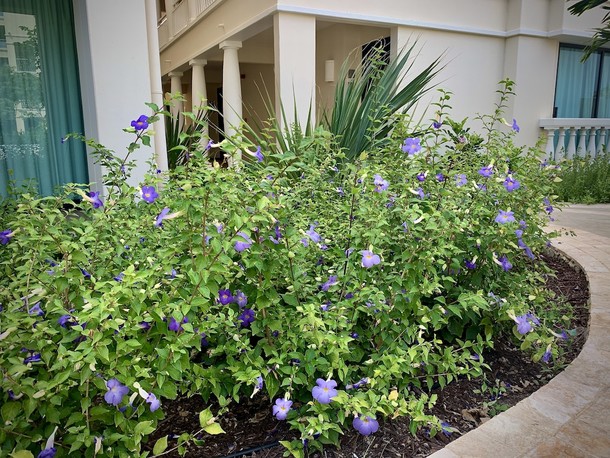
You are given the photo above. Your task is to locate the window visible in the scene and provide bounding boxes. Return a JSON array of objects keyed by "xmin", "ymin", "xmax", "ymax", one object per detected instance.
[
  {"xmin": 554, "ymin": 44, "xmax": 610, "ymax": 118},
  {"xmin": 0, "ymin": 1, "xmax": 88, "ymax": 198}
]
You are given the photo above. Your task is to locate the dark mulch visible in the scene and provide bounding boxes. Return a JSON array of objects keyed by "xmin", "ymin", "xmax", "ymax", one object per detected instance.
[{"xmin": 146, "ymin": 248, "xmax": 590, "ymax": 458}]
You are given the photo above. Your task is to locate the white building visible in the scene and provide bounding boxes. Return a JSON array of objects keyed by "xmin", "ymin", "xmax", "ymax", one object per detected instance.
[
  {"xmin": 158, "ymin": 0, "xmax": 609, "ymax": 159},
  {"xmin": 0, "ymin": 0, "xmax": 165, "ymax": 198},
  {"xmin": 0, "ymin": 0, "xmax": 607, "ymax": 198}
]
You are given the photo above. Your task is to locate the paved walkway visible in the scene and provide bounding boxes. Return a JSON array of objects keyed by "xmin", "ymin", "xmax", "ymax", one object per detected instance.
[{"xmin": 430, "ymin": 204, "xmax": 610, "ymax": 458}]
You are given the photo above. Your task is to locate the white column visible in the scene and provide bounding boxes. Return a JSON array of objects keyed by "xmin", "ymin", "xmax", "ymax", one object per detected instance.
[
  {"xmin": 555, "ymin": 128, "xmax": 566, "ymax": 160},
  {"xmin": 587, "ymin": 128, "xmax": 597, "ymax": 157},
  {"xmin": 273, "ymin": 12, "xmax": 316, "ymax": 130},
  {"xmin": 577, "ymin": 127, "xmax": 587, "ymax": 156},
  {"xmin": 145, "ymin": 0, "xmax": 168, "ymax": 172},
  {"xmin": 566, "ymin": 127, "xmax": 576, "ymax": 159},
  {"xmin": 219, "ymin": 40, "xmax": 243, "ymax": 149},
  {"xmin": 168, "ymin": 71, "xmax": 184, "ymax": 122},
  {"xmin": 190, "ymin": 59, "xmax": 208, "ymax": 110},
  {"xmin": 544, "ymin": 129, "xmax": 556, "ymax": 160},
  {"xmin": 190, "ymin": 58, "xmax": 208, "ymax": 140}
]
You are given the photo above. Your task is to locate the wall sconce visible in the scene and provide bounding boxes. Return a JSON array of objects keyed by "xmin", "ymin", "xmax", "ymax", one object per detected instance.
[{"xmin": 324, "ymin": 60, "xmax": 335, "ymax": 82}]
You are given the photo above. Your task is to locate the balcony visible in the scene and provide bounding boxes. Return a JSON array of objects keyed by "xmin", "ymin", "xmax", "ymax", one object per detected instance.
[
  {"xmin": 158, "ymin": 0, "xmax": 224, "ymax": 49},
  {"xmin": 539, "ymin": 118, "xmax": 610, "ymax": 160}
]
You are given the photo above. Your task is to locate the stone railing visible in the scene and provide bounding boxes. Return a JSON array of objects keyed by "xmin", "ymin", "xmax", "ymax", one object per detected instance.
[
  {"xmin": 158, "ymin": 0, "xmax": 224, "ymax": 49},
  {"xmin": 539, "ymin": 118, "xmax": 610, "ymax": 160}
]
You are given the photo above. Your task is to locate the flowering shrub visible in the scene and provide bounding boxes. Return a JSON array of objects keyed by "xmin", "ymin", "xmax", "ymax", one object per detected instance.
[{"xmin": 0, "ymin": 83, "xmax": 566, "ymax": 457}]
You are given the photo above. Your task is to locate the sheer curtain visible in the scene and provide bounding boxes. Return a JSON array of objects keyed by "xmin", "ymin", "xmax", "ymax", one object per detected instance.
[
  {"xmin": 598, "ymin": 53, "xmax": 610, "ymax": 118},
  {"xmin": 554, "ymin": 46, "xmax": 600, "ymax": 118},
  {"xmin": 0, "ymin": 0, "xmax": 88, "ymax": 199}
]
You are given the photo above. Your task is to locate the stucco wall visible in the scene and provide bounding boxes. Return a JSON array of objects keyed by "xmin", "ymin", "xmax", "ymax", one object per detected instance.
[{"xmin": 74, "ymin": 0, "xmax": 156, "ymax": 192}]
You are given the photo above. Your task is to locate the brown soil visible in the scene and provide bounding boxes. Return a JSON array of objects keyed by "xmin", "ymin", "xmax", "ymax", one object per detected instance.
[{"xmin": 146, "ymin": 248, "xmax": 590, "ymax": 458}]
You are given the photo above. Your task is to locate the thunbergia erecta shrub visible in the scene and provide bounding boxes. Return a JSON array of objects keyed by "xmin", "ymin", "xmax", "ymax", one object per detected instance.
[{"xmin": 0, "ymin": 82, "xmax": 565, "ymax": 457}]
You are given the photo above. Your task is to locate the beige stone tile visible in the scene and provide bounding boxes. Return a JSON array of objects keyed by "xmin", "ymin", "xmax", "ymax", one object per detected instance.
[
  {"xmin": 524, "ymin": 376, "xmax": 600, "ymax": 424},
  {"xmin": 523, "ymin": 437, "xmax": 597, "ymax": 457},
  {"xmin": 427, "ymin": 447, "xmax": 460, "ymax": 458},
  {"xmin": 556, "ymin": 414, "xmax": 610, "ymax": 457},
  {"xmin": 442, "ymin": 403, "xmax": 560, "ymax": 457}
]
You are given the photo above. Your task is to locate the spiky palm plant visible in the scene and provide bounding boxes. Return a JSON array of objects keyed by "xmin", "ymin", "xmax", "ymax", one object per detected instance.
[{"xmin": 324, "ymin": 41, "xmax": 442, "ymax": 161}]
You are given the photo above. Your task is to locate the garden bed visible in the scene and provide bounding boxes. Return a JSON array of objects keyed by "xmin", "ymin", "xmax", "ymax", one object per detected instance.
[{"xmin": 147, "ymin": 249, "xmax": 589, "ymax": 457}]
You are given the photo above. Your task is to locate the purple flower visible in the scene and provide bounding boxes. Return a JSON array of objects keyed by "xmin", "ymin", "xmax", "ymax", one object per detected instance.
[
  {"xmin": 37, "ymin": 447, "xmax": 57, "ymax": 458},
  {"xmin": 402, "ymin": 137, "xmax": 421, "ymax": 155},
  {"xmin": 146, "ymin": 393, "xmax": 161, "ymax": 412},
  {"xmin": 441, "ymin": 421, "xmax": 453, "ymax": 437},
  {"xmin": 320, "ymin": 301, "xmax": 331, "ymax": 312},
  {"xmin": 88, "ymin": 192, "xmax": 103, "ymax": 209},
  {"xmin": 104, "ymin": 378, "xmax": 129, "ymax": 406},
  {"xmin": 272, "ymin": 398, "xmax": 292, "ymax": 420},
  {"xmin": 499, "ymin": 255, "xmax": 512, "ymax": 271},
  {"xmin": 321, "ymin": 275, "xmax": 338, "ymax": 292},
  {"xmin": 254, "ymin": 146, "xmax": 264, "ymax": 162},
  {"xmin": 416, "ymin": 172, "xmax": 426, "ymax": 182},
  {"xmin": 416, "ymin": 187, "xmax": 425, "ymax": 199},
  {"xmin": 433, "ymin": 120, "xmax": 443, "ymax": 129},
  {"xmin": 478, "ymin": 165, "xmax": 493, "ymax": 178},
  {"xmin": 346, "ymin": 377, "xmax": 369, "ymax": 390},
  {"xmin": 58, "ymin": 314, "xmax": 75, "ymax": 327},
  {"xmin": 495, "ymin": 210, "xmax": 515, "ymax": 224},
  {"xmin": 234, "ymin": 232, "xmax": 253, "ymax": 252},
  {"xmin": 514, "ymin": 314, "xmax": 534, "ymax": 334},
  {"xmin": 455, "ymin": 174, "xmax": 467, "ymax": 187},
  {"xmin": 255, "ymin": 376, "xmax": 264, "ymax": 390},
  {"xmin": 235, "ymin": 290, "xmax": 248, "ymax": 308},
  {"xmin": 350, "ymin": 332, "xmax": 359, "ymax": 339},
  {"xmin": 465, "ymin": 259, "xmax": 476, "ymax": 270},
  {"xmin": 519, "ymin": 220, "xmax": 527, "ymax": 228},
  {"xmin": 0, "ymin": 229, "xmax": 14, "ymax": 245},
  {"xmin": 168, "ymin": 317, "xmax": 183, "ymax": 332},
  {"xmin": 542, "ymin": 348, "xmax": 552, "ymax": 363},
  {"xmin": 218, "ymin": 289, "xmax": 234, "ymax": 305},
  {"xmin": 436, "ymin": 173, "xmax": 445, "ymax": 182},
  {"xmin": 24, "ymin": 353, "xmax": 42, "ymax": 364},
  {"xmin": 28, "ymin": 302, "xmax": 44, "ymax": 316},
  {"xmin": 238, "ymin": 308, "xmax": 255, "ymax": 327},
  {"xmin": 139, "ymin": 321, "xmax": 151, "ymax": 330},
  {"xmin": 503, "ymin": 176, "xmax": 521, "ymax": 192},
  {"xmin": 543, "ymin": 197, "xmax": 554, "ymax": 214},
  {"xmin": 131, "ymin": 115, "xmax": 149, "ymax": 131},
  {"xmin": 361, "ymin": 250, "xmax": 380, "ymax": 268},
  {"xmin": 512, "ymin": 118, "xmax": 520, "ymax": 132},
  {"xmin": 155, "ymin": 208, "xmax": 170, "ymax": 227},
  {"xmin": 80, "ymin": 267, "xmax": 91, "ymax": 279},
  {"xmin": 305, "ymin": 224, "xmax": 321, "ymax": 244},
  {"xmin": 140, "ymin": 185, "xmax": 159, "ymax": 203},
  {"xmin": 515, "ymin": 229, "xmax": 524, "ymax": 238},
  {"xmin": 113, "ymin": 272, "xmax": 124, "ymax": 282},
  {"xmin": 200, "ymin": 332, "xmax": 209, "ymax": 347},
  {"xmin": 312, "ymin": 378, "xmax": 338, "ymax": 404},
  {"xmin": 373, "ymin": 174, "xmax": 389, "ymax": 192},
  {"xmin": 353, "ymin": 415, "xmax": 379, "ymax": 436},
  {"xmin": 270, "ymin": 224, "xmax": 282, "ymax": 244}
]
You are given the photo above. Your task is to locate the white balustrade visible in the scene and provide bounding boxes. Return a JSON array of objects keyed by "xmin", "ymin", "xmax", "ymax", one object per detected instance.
[
  {"xmin": 158, "ymin": 0, "xmax": 223, "ymax": 46},
  {"xmin": 539, "ymin": 118, "xmax": 610, "ymax": 161}
]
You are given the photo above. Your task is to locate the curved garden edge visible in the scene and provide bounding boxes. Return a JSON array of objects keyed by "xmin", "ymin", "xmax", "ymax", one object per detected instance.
[{"xmin": 429, "ymin": 226, "xmax": 610, "ymax": 458}]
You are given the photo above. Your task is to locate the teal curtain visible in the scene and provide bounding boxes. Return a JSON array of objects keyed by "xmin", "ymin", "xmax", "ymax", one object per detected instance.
[
  {"xmin": 554, "ymin": 46, "xmax": 600, "ymax": 118},
  {"xmin": 598, "ymin": 53, "xmax": 610, "ymax": 118},
  {"xmin": 0, "ymin": 0, "xmax": 88, "ymax": 199}
]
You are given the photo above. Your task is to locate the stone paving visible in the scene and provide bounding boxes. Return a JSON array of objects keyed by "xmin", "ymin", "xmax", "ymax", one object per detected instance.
[{"xmin": 429, "ymin": 205, "xmax": 610, "ymax": 458}]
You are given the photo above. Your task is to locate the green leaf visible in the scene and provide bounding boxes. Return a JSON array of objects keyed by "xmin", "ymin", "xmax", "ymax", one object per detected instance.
[
  {"xmin": 203, "ymin": 423, "xmax": 225, "ymax": 435},
  {"xmin": 152, "ymin": 436, "xmax": 168, "ymax": 455},
  {"xmin": 134, "ymin": 420, "xmax": 155, "ymax": 436},
  {"xmin": 199, "ymin": 407, "xmax": 213, "ymax": 427},
  {"xmin": 10, "ymin": 451, "xmax": 34, "ymax": 458},
  {"xmin": 2, "ymin": 401, "xmax": 21, "ymax": 422}
]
